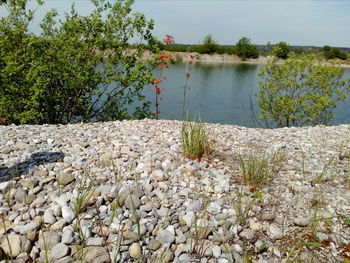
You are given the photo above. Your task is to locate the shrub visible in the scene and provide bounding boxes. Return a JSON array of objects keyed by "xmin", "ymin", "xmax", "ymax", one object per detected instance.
[
  {"xmin": 257, "ymin": 53, "xmax": 350, "ymax": 127},
  {"xmin": 323, "ymin": 46, "xmax": 348, "ymax": 60},
  {"xmin": 0, "ymin": 0, "xmax": 159, "ymax": 124},
  {"xmin": 181, "ymin": 120, "xmax": 213, "ymax": 160},
  {"xmin": 235, "ymin": 37, "xmax": 259, "ymax": 60},
  {"xmin": 239, "ymin": 150, "xmax": 285, "ymax": 188},
  {"xmin": 272, "ymin": 41, "xmax": 290, "ymax": 59},
  {"xmin": 201, "ymin": 34, "xmax": 218, "ymax": 54}
]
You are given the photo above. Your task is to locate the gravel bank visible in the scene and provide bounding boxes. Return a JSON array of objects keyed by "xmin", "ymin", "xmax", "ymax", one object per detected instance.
[{"xmin": 0, "ymin": 119, "xmax": 349, "ymax": 263}]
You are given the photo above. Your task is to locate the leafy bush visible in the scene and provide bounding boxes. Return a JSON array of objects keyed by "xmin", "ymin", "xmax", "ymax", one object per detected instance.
[
  {"xmin": 235, "ymin": 37, "xmax": 259, "ymax": 60},
  {"xmin": 181, "ymin": 120, "xmax": 213, "ymax": 160},
  {"xmin": 201, "ymin": 34, "xmax": 218, "ymax": 54},
  {"xmin": 272, "ymin": 41, "xmax": 290, "ymax": 59},
  {"xmin": 0, "ymin": 0, "xmax": 159, "ymax": 124},
  {"xmin": 257, "ymin": 53, "xmax": 350, "ymax": 127},
  {"xmin": 322, "ymin": 46, "xmax": 348, "ymax": 60}
]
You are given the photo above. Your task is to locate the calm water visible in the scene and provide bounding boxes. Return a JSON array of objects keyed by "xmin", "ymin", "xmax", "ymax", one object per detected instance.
[{"xmin": 136, "ymin": 62, "xmax": 350, "ymax": 128}]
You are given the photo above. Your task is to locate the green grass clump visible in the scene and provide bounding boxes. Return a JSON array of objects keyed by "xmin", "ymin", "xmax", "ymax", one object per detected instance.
[
  {"xmin": 181, "ymin": 120, "xmax": 213, "ymax": 160},
  {"xmin": 239, "ymin": 150, "xmax": 285, "ymax": 188}
]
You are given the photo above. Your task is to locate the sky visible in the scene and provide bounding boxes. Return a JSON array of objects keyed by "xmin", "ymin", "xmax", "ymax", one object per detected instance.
[{"xmin": 1, "ymin": 0, "xmax": 349, "ymax": 47}]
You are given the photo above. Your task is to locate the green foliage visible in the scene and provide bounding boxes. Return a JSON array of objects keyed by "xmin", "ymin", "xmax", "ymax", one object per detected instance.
[
  {"xmin": 0, "ymin": 0, "xmax": 159, "ymax": 124},
  {"xmin": 235, "ymin": 37, "xmax": 259, "ymax": 60},
  {"xmin": 201, "ymin": 34, "xmax": 218, "ymax": 54},
  {"xmin": 257, "ymin": 53, "xmax": 350, "ymax": 127},
  {"xmin": 181, "ymin": 119, "xmax": 213, "ymax": 160},
  {"xmin": 272, "ymin": 41, "xmax": 290, "ymax": 59},
  {"xmin": 238, "ymin": 149, "xmax": 285, "ymax": 188},
  {"xmin": 322, "ymin": 46, "xmax": 348, "ymax": 60}
]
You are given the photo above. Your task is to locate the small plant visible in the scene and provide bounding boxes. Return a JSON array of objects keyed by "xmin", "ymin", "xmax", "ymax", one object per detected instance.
[
  {"xmin": 181, "ymin": 119, "xmax": 213, "ymax": 160},
  {"xmin": 181, "ymin": 55, "xmax": 195, "ymax": 118},
  {"xmin": 152, "ymin": 35, "xmax": 174, "ymax": 119},
  {"xmin": 239, "ymin": 154, "xmax": 271, "ymax": 188}
]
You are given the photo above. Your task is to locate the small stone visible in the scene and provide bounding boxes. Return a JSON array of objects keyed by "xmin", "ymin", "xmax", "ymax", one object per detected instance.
[
  {"xmin": 50, "ymin": 219, "xmax": 66, "ymax": 231},
  {"xmin": 14, "ymin": 189, "xmax": 28, "ymax": 203},
  {"xmin": 83, "ymin": 246, "xmax": 110, "ymax": 263},
  {"xmin": 49, "ymin": 243, "xmax": 70, "ymax": 261},
  {"xmin": 267, "ymin": 224, "xmax": 283, "ymax": 239},
  {"xmin": 16, "ymin": 221, "xmax": 40, "ymax": 235},
  {"xmin": 129, "ymin": 243, "xmax": 142, "ymax": 260},
  {"xmin": 34, "ymin": 170, "xmax": 48, "ymax": 177},
  {"xmin": 44, "ymin": 209, "xmax": 57, "ymax": 224},
  {"xmin": 249, "ymin": 218, "xmax": 263, "ymax": 231},
  {"xmin": 122, "ymin": 231, "xmax": 139, "ymax": 241},
  {"xmin": 38, "ymin": 231, "xmax": 60, "ymax": 250},
  {"xmin": 157, "ymin": 207, "xmax": 169, "ymax": 217},
  {"xmin": 240, "ymin": 229, "xmax": 255, "ymax": 240},
  {"xmin": 2, "ymin": 148, "xmax": 14, "ymax": 154},
  {"xmin": 212, "ymin": 245, "xmax": 221, "ymax": 258},
  {"xmin": 57, "ymin": 173, "xmax": 75, "ymax": 185},
  {"xmin": 124, "ymin": 194, "xmax": 141, "ymax": 210},
  {"xmin": 62, "ymin": 206, "xmax": 75, "ymax": 223},
  {"xmin": 62, "ymin": 229, "xmax": 75, "ymax": 244},
  {"xmin": 136, "ymin": 162, "xmax": 147, "ymax": 173},
  {"xmin": 260, "ymin": 212, "xmax": 276, "ymax": 221},
  {"xmin": 162, "ymin": 248, "xmax": 174, "ymax": 263},
  {"xmin": 140, "ymin": 203, "xmax": 153, "ymax": 212},
  {"xmin": 180, "ymin": 211, "xmax": 195, "ymax": 227},
  {"xmin": 0, "ymin": 234, "xmax": 22, "ymax": 257},
  {"xmin": 147, "ymin": 239, "xmax": 161, "ymax": 251},
  {"xmin": 293, "ymin": 217, "xmax": 310, "ymax": 227},
  {"xmin": 0, "ymin": 182, "xmax": 9, "ymax": 192},
  {"xmin": 87, "ymin": 237, "xmax": 103, "ymax": 246},
  {"xmin": 207, "ymin": 202, "xmax": 221, "ymax": 214},
  {"xmin": 156, "ymin": 229, "xmax": 175, "ymax": 245},
  {"xmin": 26, "ymin": 230, "xmax": 37, "ymax": 241}
]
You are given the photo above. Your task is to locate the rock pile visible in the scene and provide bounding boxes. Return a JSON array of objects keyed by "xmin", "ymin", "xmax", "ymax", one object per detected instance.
[{"xmin": 0, "ymin": 119, "xmax": 349, "ymax": 262}]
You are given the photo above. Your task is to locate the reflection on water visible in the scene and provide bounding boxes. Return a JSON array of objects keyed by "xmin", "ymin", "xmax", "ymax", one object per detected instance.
[{"xmin": 135, "ymin": 62, "xmax": 350, "ymax": 128}]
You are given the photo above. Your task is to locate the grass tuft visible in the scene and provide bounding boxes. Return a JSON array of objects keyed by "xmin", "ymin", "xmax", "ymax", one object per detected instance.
[{"xmin": 181, "ymin": 119, "xmax": 213, "ymax": 160}]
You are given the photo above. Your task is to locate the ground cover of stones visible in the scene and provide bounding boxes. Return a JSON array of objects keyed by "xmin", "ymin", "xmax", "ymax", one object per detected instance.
[{"xmin": 0, "ymin": 119, "xmax": 349, "ymax": 263}]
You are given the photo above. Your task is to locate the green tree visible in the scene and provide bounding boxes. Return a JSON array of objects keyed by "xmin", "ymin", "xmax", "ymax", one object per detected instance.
[
  {"xmin": 257, "ymin": 53, "xmax": 349, "ymax": 127},
  {"xmin": 272, "ymin": 41, "xmax": 290, "ymax": 59},
  {"xmin": 322, "ymin": 46, "xmax": 348, "ymax": 60},
  {"xmin": 235, "ymin": 37, "xmax": 259, "ymax": 60},
  {"xmin": 0, "ymin": 0, "xmax": 160, "ymax": 124},
  {"xmin": 202, "ymin": 34, "xmax": 218, "ymax": 54}
]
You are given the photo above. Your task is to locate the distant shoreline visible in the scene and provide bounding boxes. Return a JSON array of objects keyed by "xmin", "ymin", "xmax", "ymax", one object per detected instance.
[{"xmin": 167, "ymin": 51, "xmax": 350, "ymax": 68}]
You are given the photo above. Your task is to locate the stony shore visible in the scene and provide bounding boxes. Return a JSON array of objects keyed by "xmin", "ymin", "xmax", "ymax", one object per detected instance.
[
  {"xmin": 158, "ymin": 52, "xmax": 350, "ymax": 68},
  {"xmin": 0, "ymin": 119, "xmax": 349, "ymax": 263}
]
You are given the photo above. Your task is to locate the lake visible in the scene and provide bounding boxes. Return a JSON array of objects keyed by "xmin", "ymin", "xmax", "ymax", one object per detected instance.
[{"xmin": 135, "ymin": 62, "xmax": 350, "ymax": 128}]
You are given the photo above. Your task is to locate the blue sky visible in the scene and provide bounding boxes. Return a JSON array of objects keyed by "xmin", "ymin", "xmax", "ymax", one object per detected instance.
[
  {"xmin": 132, "ymin": 0, "xmax": 350, "ymax": 47},
  {"xmin": 2, "ymin": 0, "xmax": 349, "ymax": 47}
]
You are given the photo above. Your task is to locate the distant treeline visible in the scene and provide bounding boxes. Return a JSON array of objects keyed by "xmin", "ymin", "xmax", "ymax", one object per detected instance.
[{"xmin": 151, "ymin": 35, "xmax": 349, "ymax": 61}]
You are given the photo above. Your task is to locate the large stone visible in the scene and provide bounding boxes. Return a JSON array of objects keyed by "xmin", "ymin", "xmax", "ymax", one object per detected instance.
[
  {"xmin": 49, "ymin": 243, "xmax": 70, "ymax": 261},
  {"xmin": 13, "ymin": 221, "xmax": 40, "ymax": 235},
  {"xmin": 57, "ymin": 173, "xmax": 75, "ymax": 186},
  {"xmin": 62, "ymin": 229, "xmax": 75, "ymax": 245},
  {"xmin": 147, "ymin": 239, "xmax": 161, "ymax": 251},
  {"xmin": 44, "ymin": 209, "xmax": 57, "ymax": 224},
  {"xmin": 14, "ymin": 189, "xmax": 27, "ymax": 203},
  {"xmin": 62, "ymin": 206, "xmax": 75, "ymax": 223},
  {"xmin": 0, "ymin": 234, "xmax": 22, "ymax": 257},
  {"xmin": 267, "ymin": 224, "xmax": 283, "ymax": 239},
  {"xmin": 180, "ymin": 211, "xmax": 195, "ymax": 227},
  {"xmin": 34, "ymin": 170, "xmax": 48, "ymax": 177},
  {"xmin": 156, "ymin": 229, "xmax": 175, "ymax": 245},
  {"xmin": 293, "ymin": 217, "xmax": 310, "ymax": 227},
  {"xmin": 129, "ymin": 243, "xmax": 142, "ymax": 260},
  {"xmin": 124, "ymin": 194, "xmax": 141, "ymax": 210},
  {"xmin": 83, "ymin": 246, "xmax": 110, "ymax": 263},
  {"xmin": 38, "ymin": 231, "xmax": 61, "ymax": 250}
]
